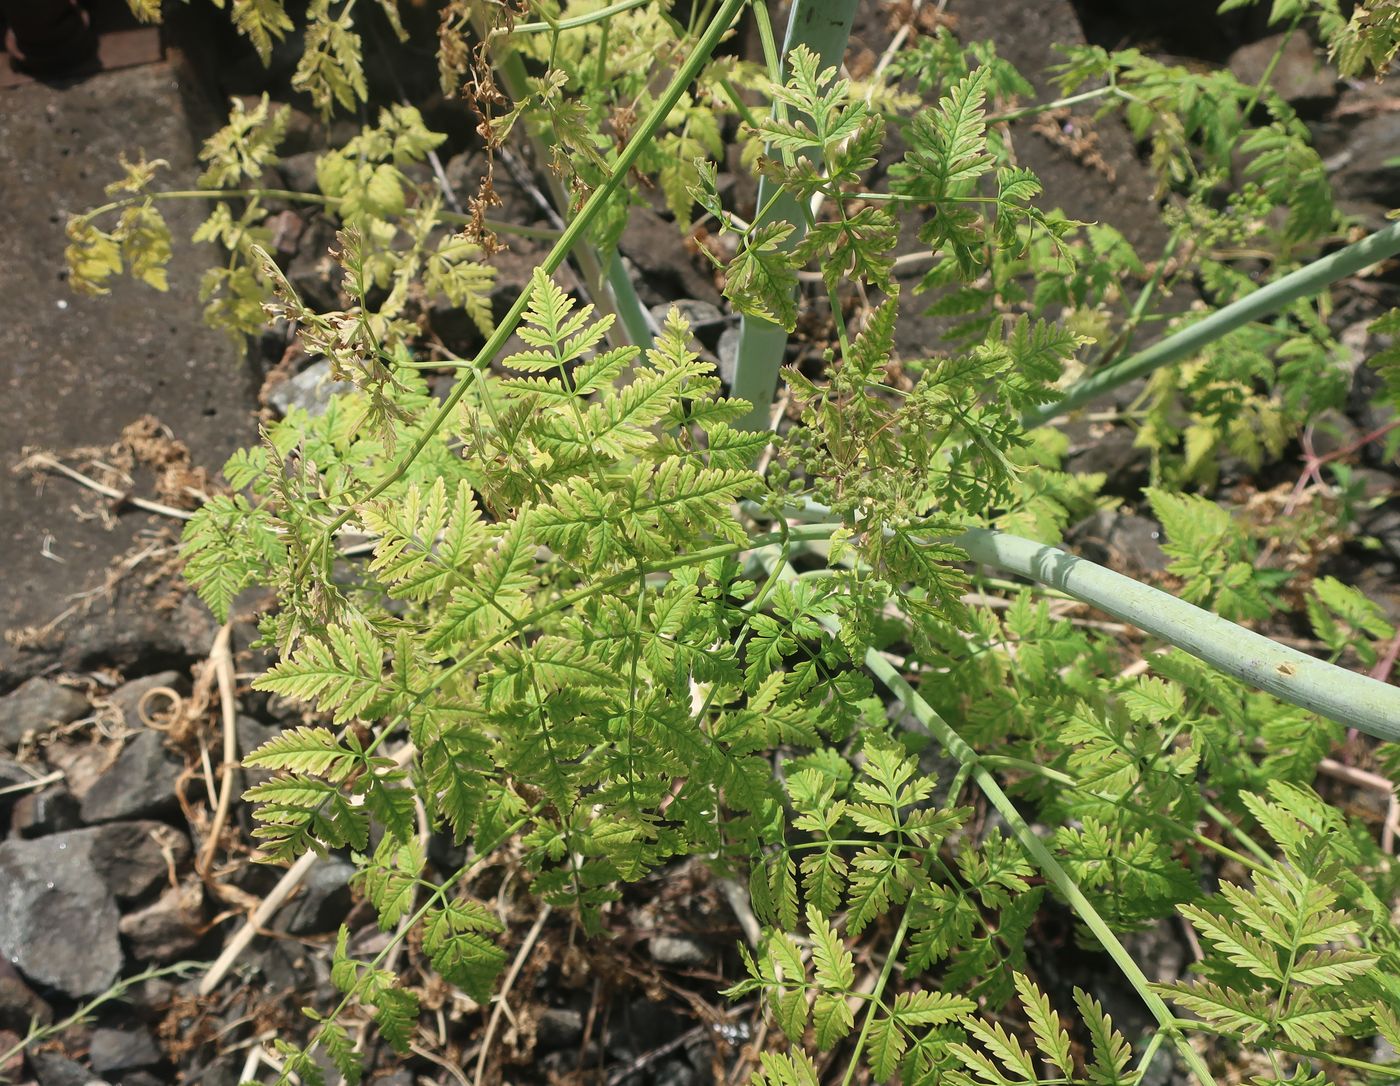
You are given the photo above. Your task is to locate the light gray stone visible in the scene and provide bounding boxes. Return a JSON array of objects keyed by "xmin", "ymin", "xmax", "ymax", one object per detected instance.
[
  {"xmin": 1229, "ymin": 32, "xmax": 1337, "ymax": 107},
  {"xmin": 88, "ymin": 1025, "xmax": 160, "ymax": 1073},
  {"xmin": 266, "ymin": 360, "xmax": 355, "ymax": 418},
  {"xmin": 648, "ymin": 934, "xmax": 709, "ymax": 967}
]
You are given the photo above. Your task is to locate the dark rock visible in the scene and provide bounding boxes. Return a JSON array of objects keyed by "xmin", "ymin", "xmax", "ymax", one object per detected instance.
[
  {"xmin": 120, "ymin": 1072, "xmax": 165, "ymax": 1086},
  {"xmin": 6, "ymin": 823, "xmax": 186, "ymax": 905},
  {"xmin": 1363, "ymin": 500, "xmax": 1400, "ymax": 561},
  {"xmin": 264, "ymin": 210, "xmax": 305, "ymax": 260},
  {"xmin": 1110, "ymin": 513, "xmax": 1172, "ymax": 575},
  {"xmin": 1330, "ymin": 114, "xmax": 1400, "ymax": 216},
  {"xmin": 536, "ymin": 1006, "xmax": 584, "ymax": 1051},
  {"xmin": 427, "ymin": 299, "xmax": 488, "ymax": 359},
  {"xmin": 82, "ymin": 822, "xmax": 190, "ymax": 903},
  {"xmin": 605, "ymin": 997, "xmax": 687, "ymax": 1060},
  {"xmin": 0, "ymin": 760, "xmax": 26, "ymax": 793},
  {"xmin": 649, "ymin": 299, "xmax": 724, "ymax": 333},
  {"xmin": 1073, "ymin": 510, "xmax": 1170, "ymax": 578},
  {"xmin": 717, "ymin": 326, "xmax": 739, "ymax": 386},
  {"xmin": 651, "ymin": 1059, "xmax": 698, "ymax": 1086},
  {"xmin": 1121, "ymin": 919, "xmax": 1186, "ymax": 985},
  {"xmin": 119, "ymin": 881, "xmax": 204, "ymax": 963},
  {"xmin": 78, "ymin": 732, "xmax": 182, "ymax": 824},
  {"xmin": 1064, "ymin": 423, "xmax": 1149, "ymax": 493},
  {"xmin": 107, "ymin": 674, "xmax": 183, "ymax": 731},
  {"xmin": 31, "ymin": 1052, "xmax": 112, "ymax": 1086},
  {"xmin": 235, "ymin": 715, "xmax": 281, "ymax": 790},
  {"xmin": 284, "ymin": 216, "xmax": 341, "ymax": 313},
  {"xmin": 89, "ymin": 1026, "xmax": 160, "ymax": 1074},
  {"xmin": 0, "ymin": 1027, "xmax": 21, "ymax": 1081},
  {"xmin": 619, "ymin": 207, "xmax": 722, "ymax": 309},
  {"xmin": 444, "ymin": 150, "xmax": 539, "ymax": 227},
  {"xmin": 0, "ymin": 678, "xmax": 89, "ymax": 749},
  {"xmin": 427, "ymin": 833, "xmax": 467, "ymax": 875},
  {"xmin": 648, "ymin": 934, "xmax": 709, "ymax": 967},
  {"xmin": 0, "ymin": 835, "xmax": 122, "ymax": 996},
  {"xmin": 279, "ymin": 859, "xmax": 356, "ymax": 935},
  {"xmin": 1308, "ymin": 409, "xmax": 1361, "ymax": 458},
  {"xmin": 1228, "ymin": 32, "xmax": 1337, "ymax": 111},
  {"xmin": 0, "ymin": 958, "xmax": 53, "ymax": 1033},
  {"xmin": 179, "ymin": 1054, "xmax": 245, "ymax": 1086},
  {"xmin": 488, "ymin": 240, "xmax": 582, "ymax": 325},
  {"xmin": 10, "ymin": 786, "xmax": 83, "ymax": 838},
  {"xmin": 252, "ymin": 937, "xmax": 331, "ymax": 996},
  {"xmin": 273, "ymin": 150, "xmax": 321, "ymax": 196},
  {"xmin": 0, "ymin": 761, "xmax": 38, "ymax": 828}
]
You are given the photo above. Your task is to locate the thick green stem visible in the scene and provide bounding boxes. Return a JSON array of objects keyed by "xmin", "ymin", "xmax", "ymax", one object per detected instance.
[
  {"xmin": 1023, "ymin": 219, "xmax": 1400, "ymax": 427},
  {"xmin": 776, "ymin": 499, "xmax": 1400, "ymax": 739},
  {"xmin": 731, "ymin": 0, "xmax": 859, "ymax": 431},
  {"xmin": 956, "ymin": 528, "xmax": 1400, "ymax": 739}
]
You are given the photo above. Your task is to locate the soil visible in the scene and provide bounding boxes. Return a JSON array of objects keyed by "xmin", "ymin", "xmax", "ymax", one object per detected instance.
[
  {"xmin": 0, "ymin": 65, "xmax": 259, "ymax": 686},
  {"xmin": 1, "ymin": 3, "xmax": 1398, "ymax": 1086}
]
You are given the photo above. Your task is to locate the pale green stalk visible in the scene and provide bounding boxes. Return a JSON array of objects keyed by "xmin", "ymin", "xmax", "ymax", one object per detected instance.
[
  {"xmin": 774, "ymin": 498, "xmax": 1400, "ymax": 738},
  {"xmin": 1024, "ymin": 218, "xmax": 1400, "ymax": 427},
  {"xmin": 0, "ymin": 961, "xmax": 206, "ymax": 1076},
  {"xmin": 956, "ymin": 528, "xmax": 1400, "ymax": 740},
  {"xmin": 731, "ymin": 0, "xmax": 860, "ymax": 430}
]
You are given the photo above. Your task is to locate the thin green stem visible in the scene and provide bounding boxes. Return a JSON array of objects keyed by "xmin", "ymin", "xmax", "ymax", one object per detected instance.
[
  {"xmin": 986, "ymin": 84, "xmax": 1125, "ymax": 125},
  {"xmin": 1088, "ymin": 227, "xmax": 1185, "ymax": 372},
  {"xmin": 1240, "ymin": 17, "xmax": 1301, "ymax": 117},
  {"xmin": 979, "ymin": 755, "xmax": 1266, "ymax": 874},
  {"xmin": 718, "ymin": 77, "xmax": 761, "ymax": 129},
  {"xmin": 0, "ymin": 961, "xmax": 207, "ymax": 1073},
  {"xmin": 1172, "ymin": 1018, "xmax": 1400, "ymax": 1079},
  {"xmin": 490, "ymin": 46, "xmax": 645, "ymax": 349},
  {"xmin": 303, "ymin": 815, "xmax": 533, "ymax": 1070},
  {"xmin": 1132, "ymin": 1030, "xmax": 1168, "ymax": 1083},
  {"xmin": 506, "ymin": 0, "xmax": 650, "ymax": 34},
  {"xmin": 861, "ymin": 649, "xmax": 1220, "ymax": 1086},
  {"xmin": 840, "ymin": 909, "xmax": 913, "ymax": 1086},
  {"xmin": 1200, "ymin": 799, "xmax": 1275, "ymax": 867},
  {"xmin": 298, "ymin": 0, "xmax": 751, "ymax": 575}
]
